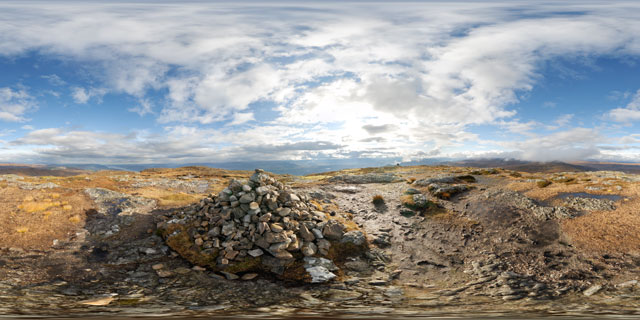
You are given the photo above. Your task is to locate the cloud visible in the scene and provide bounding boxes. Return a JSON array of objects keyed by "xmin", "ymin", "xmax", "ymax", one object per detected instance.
[
  {"xmin": 41, "ymin": 74, "xmax": 66, "ymax": 86},
  {"xmin": 362, "ymin": 124, "xmax": 397, "ymax": 135},
  {"xmin": 241, "ymin": 141, "xmax": 343, "ymax": 154},
  {"xmin": 545, "ymin": 114, "xmax": 574, "ymax": 130},
  {"xmin": 1, "ymin": 2, "xmax": 640, "ymax": 163},
  {"xmin": 71, "ymin": 87, "xmax": 107, "ymax": 104},
  {"xmin": 128, "ymin": 98, "xmax": 154, "ymax": 116},
  {"xmin": 608, "ymin": 89, "xmax": 640, "ymax": 122},
  {"xmin": 360, "ymin": 137, "xmax": 387, "ymax": 143},
  {"xmin": 0, "ymin": 87, "xmax": 36, "ymax": 122},
  {"xmin": 502, "ymin": 128, "xmax": 602, "ymax": 162},
  {"xmin": 227, "ymin": 112, "xmax": 255, "ymax": 126}
]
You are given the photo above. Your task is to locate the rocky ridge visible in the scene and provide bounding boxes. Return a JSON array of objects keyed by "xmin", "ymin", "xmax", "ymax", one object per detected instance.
[{"xmin": 158, "ymin": 169, "xmax": 367, "ymax": 282}]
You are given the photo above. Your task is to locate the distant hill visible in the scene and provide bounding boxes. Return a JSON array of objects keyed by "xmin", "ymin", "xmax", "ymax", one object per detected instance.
[
  {"xmin": 446, "ymin": 159, "xmax": 595, "ymax": 173},
  {"xmin": 0, "ymin": 164, "xmax": 89, "ymax": 177},
  {"xmin": 570, "ymin": 161, "xmax": 640, "ymax": 174}
]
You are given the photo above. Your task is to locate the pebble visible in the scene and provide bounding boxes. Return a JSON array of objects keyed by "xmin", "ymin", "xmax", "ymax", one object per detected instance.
[
  {"xmin": 221, "ymin": 271, "xmax": 239, "ymax": 280},
  {"xmin": 156, "ymin": 270, "xmax": 174, "ymax": 278},
  {"xmin": 151, "ymin": 263, "xmax": 164, "ymax": 270},
  {"xmin": 241, "ymin": 273, "xmax": 258, "ymax": 280},
  {"xmin": 583, "ymin": 284, "xmax": 603, "ymax": 296}
]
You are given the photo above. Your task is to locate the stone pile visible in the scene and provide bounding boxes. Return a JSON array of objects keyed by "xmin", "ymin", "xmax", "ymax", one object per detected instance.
[{"xmin": 159, "ymin": 169, "xmax": 366, "ymax": 282}]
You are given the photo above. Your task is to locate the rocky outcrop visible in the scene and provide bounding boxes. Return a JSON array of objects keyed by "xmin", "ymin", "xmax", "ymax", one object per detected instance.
[
  {"xmin": 563, "ymin": 197, "xmax": 616, "ymax": 212},
  {"xmin": 413, "ymin": 175, "xmax": 476, "ymax": 186},
  {"xmin": 85, "ymin": 188, "xmax": 157, "ymax": 215},
  {"xmin": 158, "ymin": 169, "xmax": 368, "ymax": 282},
  {"xmin": 483, "ymin": 190, "xmax": 575, "ymax": 220}
]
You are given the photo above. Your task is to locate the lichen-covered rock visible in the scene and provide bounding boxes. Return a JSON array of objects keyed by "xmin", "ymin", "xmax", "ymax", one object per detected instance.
[
  {"xmin": 304, "ymin": 257, "xmax": 338, "ymax": 283},
  {"xmin": 158, "ymin": 169, "xmax": 368, "ymax": 282},
  {"xmin": 427, "ymin": 183, "xmax": 470, "ymax": 200},
  {"xmin": 563, "ymin": 197, "xmax": 616, "ymax": 212}
]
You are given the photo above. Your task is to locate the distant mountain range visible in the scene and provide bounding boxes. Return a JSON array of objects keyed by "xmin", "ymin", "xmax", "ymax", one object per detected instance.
[
  {"xmin": 1, "ymin": 158, "xmax": 639, "ymax": 176},
  {"xmin": 445, "ymin": 159, "xmax": 640, "ymax": 174}
]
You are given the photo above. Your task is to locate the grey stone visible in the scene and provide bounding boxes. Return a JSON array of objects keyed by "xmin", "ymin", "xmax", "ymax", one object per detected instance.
[
  {"xmin": 299, "ymin": 224, "xmax": 316, "ymax": 242},
  {"xmin": 248, "ymin": 249, "xmax": 264, "ymax": 257},
  {"xmin": 341, "ymin": 230, "xmax": 366, "ymax": 246},
  {"xmin": 323, "ymin": 220, "xmax": 345, "ymax": 240},
  {"xmin": 239, "ymin": 193, "xmax": 255, "ymax": 204},
  {"xmin": 301, "ymin": 242, "xmax": 317, "ymax": 256}
]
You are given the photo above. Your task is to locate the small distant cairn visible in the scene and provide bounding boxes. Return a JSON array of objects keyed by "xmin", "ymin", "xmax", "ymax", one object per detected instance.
[{"xmin": 158, "ymin": 169, "xmax": 367, "ymax": 282}]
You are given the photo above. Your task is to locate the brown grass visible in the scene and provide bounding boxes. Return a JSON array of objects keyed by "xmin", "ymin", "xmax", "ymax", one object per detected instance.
[
  {"xmin": 502, "ymin": 171, "xmax": 640, "ymax": 254},
  {"xmin": 0, "ymin": 187, "xmax": 91, "ymax": 250},
  {"xmin": 562, "ymin": 181, "xmax": 640, "ymax": 254}
]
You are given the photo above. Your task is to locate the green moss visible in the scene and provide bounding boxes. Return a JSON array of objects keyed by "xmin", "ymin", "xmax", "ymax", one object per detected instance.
[
  {"xmin": 456, "ymin": 175, "xmax": 477, "ymax": 183},
  {"xmin": 400, "ymin": 209, "xmax": 416, "ymax": 217},
  {"xmin": 470, "ymin": 169, "xmax": 499, "ymax": 175},
  {"xmin": 537, "ymin": 180, "xmax": 552, "ymax": 188},
  {"xmin": 281, "ymin": 259, "xmax": 310, "ymax": 282},
  {"xmin": 223, "ymin": 256, "xmax": 263, "ymax": 274},
  {"xmin": 164, "ymin": 224, "xmax": 219, "ymax": 269},
  {"xmin": 116, "ymin": 298, "xmax": 142, "ymax": 306}
]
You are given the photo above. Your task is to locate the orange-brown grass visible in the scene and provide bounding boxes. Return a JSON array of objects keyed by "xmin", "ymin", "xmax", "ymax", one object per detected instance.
[
  {"xmin": 133, "ymin": 188, "xmax": 203, "ymax": 207},
  {"xmin": 504, "ymin": 173, "xmax": 640, "ymax": 254},
  {"xmin": 562, "ymin": 195, "xmax": 640, "ymax": 254},
  {"xmin": 0, "ymin": 187, "xmax": 91, "ymax": 250}
]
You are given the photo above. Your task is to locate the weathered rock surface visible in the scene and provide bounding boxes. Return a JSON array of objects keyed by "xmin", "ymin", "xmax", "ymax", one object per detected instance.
[
  {"xmin": 484, "ymin": 190, "xmax": 576, "ymax": 220},
  {"xmin": 158, "ymin": 169, "xmax": 368, "ymax": 282},
  {"xmin": 563, "ymin": 197, "xmax": 616, "ymax": 212},
  {"xmin": 328, "ymin": 173, "xmax": 402, "ymax": 184},
  {"xmin": 85, "ymin": 188, "xmax": 157, "ymax": 215},
  {"xmin": 413, "ymin": 175, "xmax": 476, "ymax": 186}
]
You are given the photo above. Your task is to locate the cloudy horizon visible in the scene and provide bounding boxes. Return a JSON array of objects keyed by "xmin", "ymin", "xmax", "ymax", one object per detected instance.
[{"xmin": 0, "ymin": 1, "xmax": 639, "ymax": 165}]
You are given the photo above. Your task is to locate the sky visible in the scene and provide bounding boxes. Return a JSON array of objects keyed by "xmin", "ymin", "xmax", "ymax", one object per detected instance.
[{"xmin": 0, "ymin": 1, "xmax": 639, "ymax": 165}]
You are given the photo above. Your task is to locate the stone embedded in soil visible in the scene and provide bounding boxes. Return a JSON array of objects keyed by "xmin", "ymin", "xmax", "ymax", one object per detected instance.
[
  {"xmin": 583, "ymin": 284, "xmax": 603, "ymax": 296},
  {"xmin": 158, "ymin": 169, "xmax": 368, "ymax": 283},
  {"xmin": 304, "ymin": 257, "xmax": 338, "ymax": 283}
]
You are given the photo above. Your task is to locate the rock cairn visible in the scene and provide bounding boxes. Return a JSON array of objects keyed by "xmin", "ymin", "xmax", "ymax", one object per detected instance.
[{"xmin": 159, "ymin": 169, "xmax": 366, "ymax": 282}]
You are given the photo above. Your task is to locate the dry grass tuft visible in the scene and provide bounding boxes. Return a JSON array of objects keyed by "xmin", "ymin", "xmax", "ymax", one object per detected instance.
[{"xmin": 372, "ymin": 194, "xmax": 385, "ymax": 205}]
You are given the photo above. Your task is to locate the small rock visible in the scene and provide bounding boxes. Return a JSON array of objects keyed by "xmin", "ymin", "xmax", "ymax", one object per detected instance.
[
  {"xmin": 175, "ymin": 267, "xmax": 191, "ymax": 275},
  {"xmin": 151, "ymin": 263, "xmax": 164, "ymax": 270},
  {"xmin": 323, "ymin": 220, "xmax": 345, "ymax": 240},
  {"xmin": 248, "ymin": 248, "xmax": 264, "ymax": 257},
  {"xmin": 79, "ymin": 294, "xmax": 117, "ymax": 306},
  {"xmin": 221, "ymin": 271, "xmax": 239, "ymax": 280},
  {"xmin": 616, "ymin": 280, "xmax": 638, "ymax": 289},
  {"xmin": 156, "ymin": 270, "xmax": 174, "ymax": 278},
  {"xmin": 241, "ymin": 273, "xmax": 258, "ymax": 280},
  {"xmin": 583, "ymin": 284, "xmax": 603, "ymax": 296}
]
